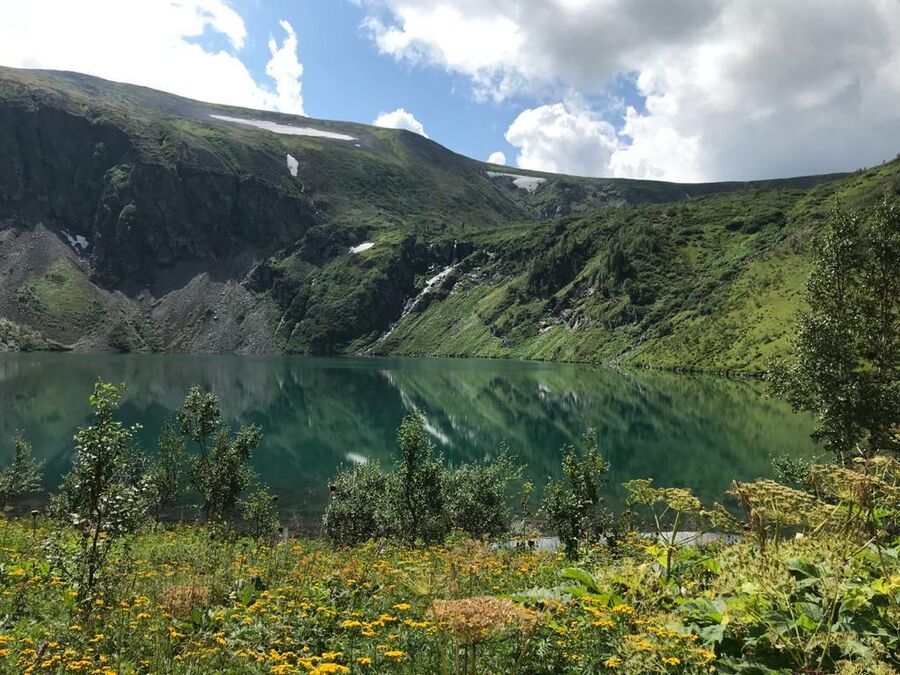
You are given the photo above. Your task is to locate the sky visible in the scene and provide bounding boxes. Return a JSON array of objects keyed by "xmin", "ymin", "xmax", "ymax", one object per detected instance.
[{"xmin": 1, "ymin": 0, "xmax": 899, "ymax": 183}]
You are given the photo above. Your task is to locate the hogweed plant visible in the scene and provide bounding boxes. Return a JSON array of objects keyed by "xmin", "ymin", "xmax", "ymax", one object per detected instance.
[{"xmin": 622, "ymin": 479, "xmax": 703, "ymax": 580}]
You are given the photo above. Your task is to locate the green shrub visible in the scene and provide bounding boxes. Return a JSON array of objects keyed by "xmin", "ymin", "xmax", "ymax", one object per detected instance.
[
  {"xmin": 240, "ymin": 487, "xmax": 281, "ymax": 543},
  {"xmin": 387, "ymin": 414, "xmax": 447, "ymax": 543},
  {"xmin": 0, "ymin": 432, "xmax": 45, "ymax": 511},
  {"xmin": 324, "ymin": 415, "xmax": 522, "ymax": 545},
  {"xmin": 176, "ymin": 386, "xmax": 263, "ymax": 523},
  {"xmin": 145, "ymin": 420, "xmax": 186, "ymax": 521},
  {"xmin": 442, "ymin": 452, "xmax": 520, "ymax": 539},
  {"xmin": 47, "ymin": 381, "xmax": 149, "ymax": 602},
  {"xmin": 540, "ymin": 429, "xmax": 610, "ymax": 559},
  {"xmin": 323, "ymin": 461, "xmax": 390, "ymax": 545}
]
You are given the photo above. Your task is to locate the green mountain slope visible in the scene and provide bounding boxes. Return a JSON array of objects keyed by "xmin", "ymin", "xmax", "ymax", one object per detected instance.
[{"xmin": 0, "ymin": 66, "xmax": 895, "ymax": 370}]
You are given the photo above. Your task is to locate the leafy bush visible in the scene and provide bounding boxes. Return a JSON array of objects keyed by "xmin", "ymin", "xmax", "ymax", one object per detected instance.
[
  {"xmin": 240, "ymin": 487, "xmax": 281, "ymax": 543},
  {"xmin": 323, "ymin": 461, "xmax": 390, "ymax": 545},
  {"xmin": 47, "ymin": 381, "xmax": 149, "ymax": 602},
  {"xmin": 387, "ymin": 414, "xmax": 447, "ymax": 543},
  {"xmin": 0, "ymin": 432, "xmax": 45, "ymax": 511},
  {"xmin": 176, "ymin": 386, "xmax": 262, "ymax": 523},
  {"xmin": 145, "ymin": 420, "xmax": 186, "ymax": 521},
  {"xmin": 324, "ymin": 414, "xmax": 521, "ymax": 545},
  {"xmin": 540, "ymin": 430, "xmax": 611, "ymax": 559},
  {"xmin": 442, "ymin": 452, "xmax": 521, "ymax": 539}
]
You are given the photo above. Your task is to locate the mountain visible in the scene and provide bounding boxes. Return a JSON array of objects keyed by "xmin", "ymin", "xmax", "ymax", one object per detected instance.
[{"xmin": 0, "ymin": 66, "xmax": 896, "ymax": 371}]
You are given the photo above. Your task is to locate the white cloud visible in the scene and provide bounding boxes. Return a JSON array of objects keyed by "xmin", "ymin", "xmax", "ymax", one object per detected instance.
[
  {"xmin": 487, "ymin": 151, "xmax": 507, "ymax": 165},
  {"xmin": 373, "ymin": 107, "xmax": 429, "ymax": 137},
  {"xmin": 505, "ymin": 102, "xmax": 619, "ymax": 177},
  {"xmin": 0, "ymin": 0, "xmax": 304, "ymax": 114},
  {"xmin": 363, "ymin": 0, "xmax": 900, "ymax": 181},
  {"xmin": 265, "ymin": 20, "xmax": 304, "ymax": 114}
]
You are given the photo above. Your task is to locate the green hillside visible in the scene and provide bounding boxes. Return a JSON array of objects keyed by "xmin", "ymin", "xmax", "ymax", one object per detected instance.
[{"xmin": 0, "ymin": 66, "xmax": 896, "ymax": 370}]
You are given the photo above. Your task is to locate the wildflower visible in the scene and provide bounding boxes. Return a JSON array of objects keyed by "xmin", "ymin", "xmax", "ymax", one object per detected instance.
[
  {"xmin": 611, "ymin": 604, "xmax": 634, "ymax": 614},
  {"xmin": 356, "ymin": 657, "xmax": 372, "ymax": 665},
  {"xmin": 383, "ymin": 650, "xmax": 405, "ymax": 659},
  {"xmin": 663, "ymin": 657, "xmax": 681, "ymax": 665},
  {"xmin": 392, "ymin": 603, "xmax": 411, "ymax": 611},
  {"xmin": 693, "ymin": 647, "xmax": 716, "ymax": 661},
  {"xmin": 604, "ymin": 656, "xmax": 620, "ymax": 668}
]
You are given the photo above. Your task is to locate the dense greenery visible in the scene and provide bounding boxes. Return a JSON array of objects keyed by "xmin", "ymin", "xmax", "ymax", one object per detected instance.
[
  {"xmin": 5, "ymin": 66, "xmax": 898, "ymax": 373},
  {"xmin": 0, "ymin": 432, "xmax": 43, "ymax": 511},
  {"xmin": 0, "ymin": 342, "xmax": 895, "ymax": 673},
  {"xmin": 0, "ymin": 446, "xmax": 896, "ymax": 673},
  {"xmin": 771, "ymin": 196, "xmax": 900, "ymax": 461},
  {"xmin": 323, "ymin": 414, "xmax": 521, "ymax": 544},
  {"xmin": 540, "ymin": 431, "xmax": 611, "ymax": 559}
]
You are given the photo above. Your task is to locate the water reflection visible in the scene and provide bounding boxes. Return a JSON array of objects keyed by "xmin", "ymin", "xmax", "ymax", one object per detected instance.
[{"xmin": 0, "ymin": 353, "xmax": 819, "ymax": 523}]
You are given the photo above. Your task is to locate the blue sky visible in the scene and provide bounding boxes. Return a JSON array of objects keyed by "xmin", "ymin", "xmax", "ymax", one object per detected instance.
[
  {"xmin": 2, "ymin": 0, "xmax": 899, "ymax": 182},
  {"xmin": 192, "ymin": 0, "xmax": 557, "ymax": 164}
]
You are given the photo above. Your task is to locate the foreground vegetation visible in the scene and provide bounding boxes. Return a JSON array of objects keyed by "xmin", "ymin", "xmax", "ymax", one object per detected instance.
[
  {"xmin": 0, "ymin": 374, "xmax": 896, "ymax": 673},
  {"xmin": 0, "ymin": 455, "xmax": 897, "ymax": 674}
]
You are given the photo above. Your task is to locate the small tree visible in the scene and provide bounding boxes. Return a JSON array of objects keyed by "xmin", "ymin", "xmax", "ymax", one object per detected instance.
[
  {"xmin": 240, "ymin": 487, "xmax": 281, "ymax": 543},
  {"xmin": 388, "ymin": 414, "xmax": 446, "ymax": 543},
  {"xmin": 541, "ymin": 430, "xmax": 610, "ymax": 559},
  {"xmin": 176, "ymin": 386, "xmax": 262, "ymax": 523},
  {"xmin": 770, "ymin": 196, "xmax": 900, "ymax": 462},
  {"xmin": 442, "ymin": 452, "xmax": 521, "ymax": 538},
  {"xmin": 49, "ymin": 381, "xmax": 148, "ymax": 602},
  {"xmin": 146, "ymin": 420, "xmax": 186, "ymax": 522},
  {"xmin": 0, "ymin": 432, "xmax": 45, "ymax": 511},
  {"xmin": 176, "ymin": 386, "xmax": 221, "ymax": 455},
  {"xmin": 323, "ymin": 461, "xmax": 390, "ymax": 545}
]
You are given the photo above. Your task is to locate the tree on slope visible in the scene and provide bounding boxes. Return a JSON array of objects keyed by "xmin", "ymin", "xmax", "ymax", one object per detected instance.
[{"xmin": 770, "ymin": 194, "xmax": 900, "ymax": 462}]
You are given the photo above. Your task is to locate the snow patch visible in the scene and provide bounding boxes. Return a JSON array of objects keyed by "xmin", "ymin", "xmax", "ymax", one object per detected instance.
[
  {"xmin": 286, "ymin": 153, "xmax": 299, "ymax": 177},
  {"xmin": 61, "ymin": 229, "xmax": 90, "ymax": 253},
  {"xmin": 485, "ymin": 171, "xmax": 546, "ymax": 192},
  {"xmin": 209, "ymin": 114, "xmax": 357, "ymax": 141},
  {"xmin": 350, "ymin": 241, "xmax": 375, "ymax": 254}
]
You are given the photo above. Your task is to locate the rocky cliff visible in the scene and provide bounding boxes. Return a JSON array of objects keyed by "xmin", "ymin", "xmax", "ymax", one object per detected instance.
[{"xmin": 3, "ymin": 66, "xmax": 893, "ymax": 371}]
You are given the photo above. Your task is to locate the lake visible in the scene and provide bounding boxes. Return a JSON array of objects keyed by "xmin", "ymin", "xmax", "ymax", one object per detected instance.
[{"xmin": 0, "ymin": 353, "xmax": 819, "ymax": 528}]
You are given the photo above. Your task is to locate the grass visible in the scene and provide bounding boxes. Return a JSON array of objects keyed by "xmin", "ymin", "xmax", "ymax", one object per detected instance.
[
  {"xmin": 1, "ymin": 65, "xmax": 897, "ymax": 372},
  {"xmin": 14, "ymin": 260, "xmax": 106, "ymax": 344},
  {"xmin": 0, "ymin": 510, "xmax": 895, "ymax": 674}
]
